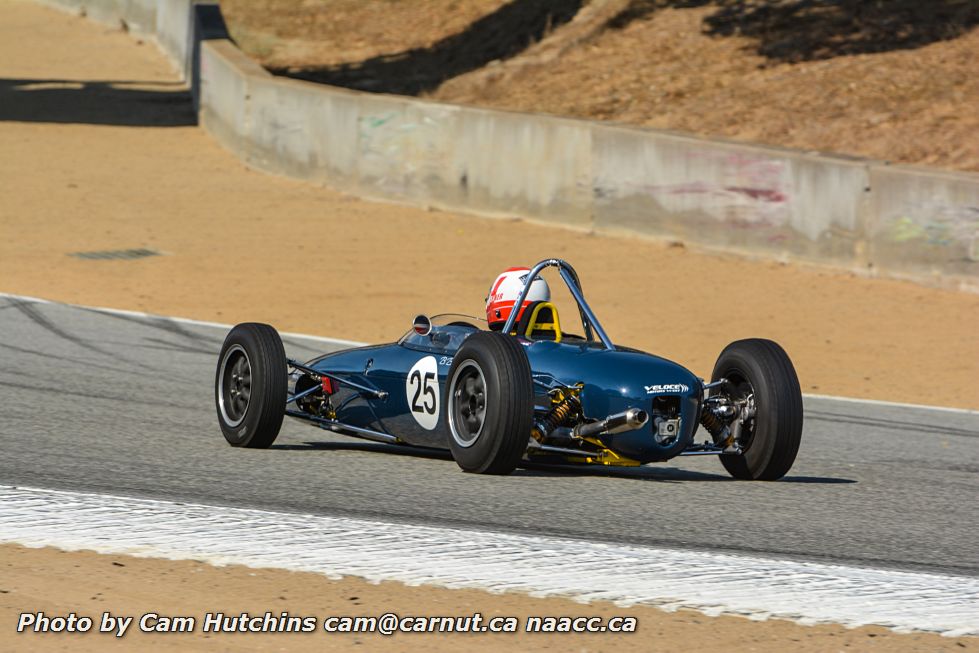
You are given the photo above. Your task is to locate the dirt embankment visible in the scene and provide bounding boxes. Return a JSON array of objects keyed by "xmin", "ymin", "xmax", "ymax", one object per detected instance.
[{"xmin": 222, "ymin": 0, "xmax": 979, "ymax": 172}]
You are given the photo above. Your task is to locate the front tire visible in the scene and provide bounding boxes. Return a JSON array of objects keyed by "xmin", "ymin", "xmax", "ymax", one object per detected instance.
[
  {"xmin": 215, "ymin": 323, "xmax": 287, "ymax": 448},
  {"xmin": 446, "ymin": 332, "xmax": 533, "ymax": 474},
  {"xmin": 711, "ymin": 338, "xmax": 803, "ymax": 480}
]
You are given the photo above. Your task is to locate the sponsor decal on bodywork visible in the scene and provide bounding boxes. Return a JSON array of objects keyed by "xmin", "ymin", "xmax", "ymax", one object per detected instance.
[{"xmin": 645, "ymin": 383, "xmax": 690, "ymax": 395}]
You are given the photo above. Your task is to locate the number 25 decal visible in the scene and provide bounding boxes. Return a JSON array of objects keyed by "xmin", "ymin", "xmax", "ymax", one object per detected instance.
[
  {"xmin": 409, "ymin": 370, "xmax": 436, "ymax": 414},
  {"xmin": 406, "ymin": 356, "xmax": 440, "ymax": 430}
]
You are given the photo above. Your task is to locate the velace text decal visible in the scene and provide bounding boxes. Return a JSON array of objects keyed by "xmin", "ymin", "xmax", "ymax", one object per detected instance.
[{"xmin": 645, "ymin": 383, "xmax": 690, "ymax": 394}]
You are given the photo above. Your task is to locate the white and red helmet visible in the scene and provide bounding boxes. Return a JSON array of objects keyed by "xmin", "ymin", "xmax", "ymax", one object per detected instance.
[{"xmin": 485, "ymin": 267, "xmax": 550, "ymax": 330}]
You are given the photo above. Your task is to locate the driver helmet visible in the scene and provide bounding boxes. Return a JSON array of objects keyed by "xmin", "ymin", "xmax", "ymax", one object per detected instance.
[{"xmin": 485, "ymin": 267, "xmax": 550, "ymax": 330}]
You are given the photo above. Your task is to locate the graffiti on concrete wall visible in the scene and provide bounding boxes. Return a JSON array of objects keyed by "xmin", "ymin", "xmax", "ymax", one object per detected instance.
[
  {"xmin": 593, "ymin": 144, "xmax": 795, "ymax": 231},
  {"xmin": 886, "ymin": 203, "xmax": 979, "ymax": 261}
]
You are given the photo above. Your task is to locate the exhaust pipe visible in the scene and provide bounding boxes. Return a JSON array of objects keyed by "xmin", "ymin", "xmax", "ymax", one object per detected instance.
[{"xmin": 574, "ymin": 408, "xmax": 648, "ymax": 438}]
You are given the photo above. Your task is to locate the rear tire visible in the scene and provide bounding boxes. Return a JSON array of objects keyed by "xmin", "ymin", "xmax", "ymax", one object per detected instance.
[
  {"xmin": 446, "ymin": 332, "xmax": 533, "ymax": 474},
  {"xmin": 712, "ymin": 338, "xmax": 803, "ymax": 480},
  {"xmin": 215, "ymin": 323, "xmax": 287, "ymax": 448}
]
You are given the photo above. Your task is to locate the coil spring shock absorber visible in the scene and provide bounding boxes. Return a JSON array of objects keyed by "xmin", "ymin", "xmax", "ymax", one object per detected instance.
[
  {"xmin": 532, "ymin": 392, "xmax": 581, "ymax": 442},
  {"xmin": 701, "ymin": 397, "xmax": 740, "ymax": 447},
  {"xmin": 700, "ymin": 408, "xmax": 727, "ymax": 439}
]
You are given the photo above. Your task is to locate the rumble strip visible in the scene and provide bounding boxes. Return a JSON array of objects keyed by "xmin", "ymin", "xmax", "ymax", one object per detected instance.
[{"xmin": 1, "ymin": 485, "xmax": 975, "ymax": 636}]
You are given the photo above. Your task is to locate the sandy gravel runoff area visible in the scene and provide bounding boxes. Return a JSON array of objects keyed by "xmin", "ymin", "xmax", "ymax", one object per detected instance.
[{"xmin": 0, "ymin": 2, "xmax": 976, "ymax": 651}]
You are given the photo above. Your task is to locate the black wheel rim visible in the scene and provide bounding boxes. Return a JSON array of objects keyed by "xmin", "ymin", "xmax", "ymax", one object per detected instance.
[
  {"xmin": 219, "ymin": 345, "xmax": 252, "ymax": 427},
  {"xmin": 449, "ymin": 361, "xmax": 487, "ymax": 448}
]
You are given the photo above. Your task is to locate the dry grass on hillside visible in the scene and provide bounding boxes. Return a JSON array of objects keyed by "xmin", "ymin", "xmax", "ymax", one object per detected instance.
[
  {"xmin": 221, "ymin": 0, "xmax": 512, "ymax": 69},
  {"xmin": 221, "ymin": 0, "xmax": 979, "ymax": 171}
]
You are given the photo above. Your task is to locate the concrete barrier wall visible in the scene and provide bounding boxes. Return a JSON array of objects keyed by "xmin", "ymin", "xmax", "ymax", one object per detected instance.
[
  {"xmin": 868, "ymin": 166, "xmax": 979, "ymax": 282},
  {"xmin": 244, "ymin": 75, "xmax": 363, "ymax": 186},
  {"xmin": 200, "ymin": 40, "xmax": 978, "ymax": 288},
  {"xmin": 38, "ymin": 0, "xmax": 979, "ymax": 289},
  {"xmin": 197, "ymin": 39, "xmax": 264, "ymax": 157},
  {"xmin": 154, "ymin": 0, "xmax": 194, "ymax": 77},
  {"xmin": 591, "ymin": 126, "xmax": 872, "ymax": 264}
]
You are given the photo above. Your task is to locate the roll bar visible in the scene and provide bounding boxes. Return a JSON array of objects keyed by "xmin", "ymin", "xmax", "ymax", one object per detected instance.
[{"xmin": 500, "ymin": 259, "xmax": 614, "ymax": 350}]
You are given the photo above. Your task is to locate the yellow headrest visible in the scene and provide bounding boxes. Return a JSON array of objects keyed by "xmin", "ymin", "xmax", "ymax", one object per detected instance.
[{"xmin": 523, "ymin": 302, "xmax": 561, "ymax": 343}]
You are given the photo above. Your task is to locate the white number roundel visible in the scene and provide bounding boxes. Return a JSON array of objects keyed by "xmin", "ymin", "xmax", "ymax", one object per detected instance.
[{"xmin": 406, "ymin": 356, "xmax": 440, "ymax": 430}]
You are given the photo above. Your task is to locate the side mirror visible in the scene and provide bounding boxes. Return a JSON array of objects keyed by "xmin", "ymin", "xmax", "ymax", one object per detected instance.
[{"xmin": 412, "ymin": 315, "xmax": 432, "ymax": 336}]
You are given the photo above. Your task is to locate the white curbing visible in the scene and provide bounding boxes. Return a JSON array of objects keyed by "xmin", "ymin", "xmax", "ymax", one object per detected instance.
[
  {"xmin": 1, "ymin": 485, "xmax": 977, "ymax": 636},
  {"xmin": 802, "ymin": 392, "xmax": 979, "ymax": 416}
]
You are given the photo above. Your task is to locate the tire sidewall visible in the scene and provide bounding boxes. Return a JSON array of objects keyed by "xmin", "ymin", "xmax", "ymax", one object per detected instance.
[
  {"xmin": 712, "ymin": 338, "xmax": 803, "ymax": 480},
  {"xmin": 215, "ymin": 324, "xmax": 284, "ymax": 447},
  {"xmin": 445, "ymin": 332, "xmax": 532, "ymax": 474},
  {"xmin": 713, "ymin": 350, "xmax": 778, "ymax": 475},
  {"xmin": 447, "ymin": 343, "xmax": 509, "ymax": 470}
]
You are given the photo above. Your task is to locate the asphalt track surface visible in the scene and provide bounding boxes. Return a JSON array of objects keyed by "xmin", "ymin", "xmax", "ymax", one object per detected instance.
[{"xmin": 1, "ymin": 296, "xmax": 977, "ymax": 577}]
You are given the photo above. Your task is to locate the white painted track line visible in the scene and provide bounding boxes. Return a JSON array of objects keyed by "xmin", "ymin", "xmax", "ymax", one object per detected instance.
[
  {"xmin": 0, "ymin": 292, "xmax": 366, "ymax": 348},
  {"xmin": 1, "ymin": 291, "xmax": 975, "ymax": 414},
  {"xmin": 1, "ymin": 485, "xmax": 976, "ymax": 636}
]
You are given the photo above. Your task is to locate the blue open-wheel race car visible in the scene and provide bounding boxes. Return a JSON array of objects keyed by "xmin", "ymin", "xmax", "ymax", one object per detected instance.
[{"xmin": 215, "ymin": 259, "xmax": 803, "ymax": 480}]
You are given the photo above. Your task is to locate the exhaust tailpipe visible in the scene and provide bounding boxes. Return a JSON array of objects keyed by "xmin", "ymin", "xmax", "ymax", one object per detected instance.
[{"xmin": 574, "ymin": 408, "xmax": 648, "ymax": 438}]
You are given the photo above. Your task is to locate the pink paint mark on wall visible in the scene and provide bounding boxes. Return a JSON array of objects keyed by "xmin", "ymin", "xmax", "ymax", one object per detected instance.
[{"xmin": 725, "ymin": 186, "xmax": 788, "ymax": 203}]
